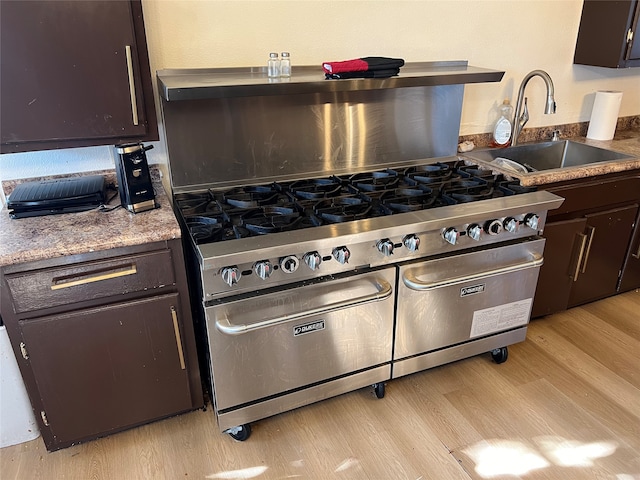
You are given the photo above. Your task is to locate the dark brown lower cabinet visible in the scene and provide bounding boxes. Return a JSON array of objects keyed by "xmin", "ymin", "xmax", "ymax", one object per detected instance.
[
  {"xmin": 20, "ymin": 294, "xmax": 192, "ymax": 446},
  {"xmin": 0, "ymin": 240, "xmax": 203, "ymax": 451},
  {"xmin": 568, "ymin": 204, "xmax": 639, "ymax": 307},
  {"xmin": 532, "ymin": 218, "xmax": 587, "ymax": 318},
  {"xmin": 532, "ymin": 172, "xmax": 640, "ymax": 317}
]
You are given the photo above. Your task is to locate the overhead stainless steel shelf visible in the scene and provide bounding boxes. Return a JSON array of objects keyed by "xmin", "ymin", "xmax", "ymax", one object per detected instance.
[{"xmin": 157, "ymin": 61, "xmax": 505, "ymax": 101}]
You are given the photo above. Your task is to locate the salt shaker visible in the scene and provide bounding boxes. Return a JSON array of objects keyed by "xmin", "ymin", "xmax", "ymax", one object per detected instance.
[
  {"xmin": 267, "ymin": 52, "xmax": 280, "ymax": 78},
  {"xmin": 280, "ymin": 52, "xmax": 291, "ymax": 77}
]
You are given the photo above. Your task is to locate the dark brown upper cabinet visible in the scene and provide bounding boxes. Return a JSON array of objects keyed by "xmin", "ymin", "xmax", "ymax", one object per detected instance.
[
  {"xmin": 0, "ymin": 0, "xmax": 158, "ymax": 154},
  {"xmin": 574, "ymin": 0, "xmax": 640, "ymax": 68}
]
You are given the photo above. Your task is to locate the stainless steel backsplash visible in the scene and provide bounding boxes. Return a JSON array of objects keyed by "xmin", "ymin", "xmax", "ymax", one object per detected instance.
[{"xmin": 161, "ymin": 83, "xmax": 464, "ymax": 191}]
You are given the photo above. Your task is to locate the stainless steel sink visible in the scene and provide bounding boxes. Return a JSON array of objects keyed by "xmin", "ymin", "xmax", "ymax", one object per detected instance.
[{"xmin": 466, "ymin": 140, "xmax": 632, "ymax": 172}]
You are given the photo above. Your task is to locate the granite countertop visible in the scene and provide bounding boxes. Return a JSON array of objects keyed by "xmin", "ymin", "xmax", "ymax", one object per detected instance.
[
  {"xmin": 465, "ymin": 127, "xmax": 640, "ymax": 186},
  {"xmin": 0, "ymin": 170, "xmax": 181, "ymax": 267}
]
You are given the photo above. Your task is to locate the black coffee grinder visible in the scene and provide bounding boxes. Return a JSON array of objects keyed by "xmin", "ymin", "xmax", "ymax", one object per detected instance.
[{"xmin": 114, "ymin": 142, "xmax": 157, "ymax": 213}]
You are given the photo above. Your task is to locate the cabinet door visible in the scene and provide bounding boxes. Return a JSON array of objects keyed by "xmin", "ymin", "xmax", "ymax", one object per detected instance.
[
  {"xmin": 574, "ymin": 0, "xmax": 640, "ymax": 68},
  {"xmin": 0, "ymin": 0, "xmax": 157, "ymax": 153},
  {"xmin": 619, "ymin": 206, "xmax": 640, "ymax": 292},
  {"xmin": 19, "ymin": 293, "xmax": 192, "ymax": 450},
  {"xmin": 569, "ymin": 205, "xmax": 639, "ymax": 307},
  {"xmin": 532, "ymin": 218, "xmax": 587, "ymax": 318}
]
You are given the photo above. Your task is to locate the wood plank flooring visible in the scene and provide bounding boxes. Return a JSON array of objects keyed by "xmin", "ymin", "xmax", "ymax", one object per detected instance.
[{"xmin": 1, "ymin": 290, "xmax": 638, "ymax": 479}]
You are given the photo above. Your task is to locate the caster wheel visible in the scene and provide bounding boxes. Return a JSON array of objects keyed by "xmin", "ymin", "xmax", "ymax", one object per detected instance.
[
  {"xmin": 491, "ymin": 347, "xmax": 508, "ymax": 364},
  {"xmin": 373, "ymin": 382, "xmax": 385, "ymax": 399},
  {"xmin": 227, "ymin": 424, "xmax": 252, "ymax": 441}
]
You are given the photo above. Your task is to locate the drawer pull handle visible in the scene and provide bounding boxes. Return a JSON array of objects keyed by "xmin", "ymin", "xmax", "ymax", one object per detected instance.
[
  {"xmin": 571, "ymin": 233, "xmax": 588, "ymax": 282},
  {"xmin": 51, "ymin": 265, "xmax": 137, "ymax": 290},
  {"xmin": 580, "ymin": 226, "xmax": 596, "ymax": 273},
  {"xmin": 125, "ymin": 45, "xmax": 139, "ymax": 126},
  {"xmin": 171, "ymin": 307, "xmax": 186, "ymax": 370}
]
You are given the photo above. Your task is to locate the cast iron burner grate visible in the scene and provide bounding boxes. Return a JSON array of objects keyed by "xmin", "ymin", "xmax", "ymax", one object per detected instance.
[
  {"xmin": 280, "ymin": 178, "xmax": 350, "ymax": 200},
  {"xmin": 239, "ymin": 206, "xmax": 315, "ymax": 234},
  {"xmin": 174, "ymin": 159, "xmax": 537, "ymax": 244},
  {"xmin": 219, "ymin": 186, "xmax": 291, "ymax": 209},
  {"xmin": 184, "ymin": 215, "xmax": 251, "ymax": 244},
  {"xmin": 313, "ymin": 197, "xmax": 374, "ymax": 223}
]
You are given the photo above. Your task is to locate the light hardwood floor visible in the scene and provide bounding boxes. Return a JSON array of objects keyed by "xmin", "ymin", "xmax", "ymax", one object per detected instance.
[{"xmin": 1, "ymin": 290, "xmax": 639, "ymax": 479}]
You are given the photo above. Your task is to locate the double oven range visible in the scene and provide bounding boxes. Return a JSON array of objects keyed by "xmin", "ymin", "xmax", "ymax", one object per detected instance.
[{"xmin": 157, "ymin": 63, "xmax": 563, "ymax": 440}]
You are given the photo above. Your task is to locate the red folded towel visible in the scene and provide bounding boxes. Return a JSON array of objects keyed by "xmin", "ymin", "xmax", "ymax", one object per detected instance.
[{"xmin": 322, "ymin": 57, "xmax": 405, "ymax": 74}]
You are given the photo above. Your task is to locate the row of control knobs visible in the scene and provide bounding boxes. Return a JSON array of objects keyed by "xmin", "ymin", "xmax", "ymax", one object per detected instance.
[
  {"xmin": 220, "ymin": 216, "xmax": 539, "ymax": 286},
  {"xmin": 221, "ymin": 234, "xmax": 422, "ymax": 286},
  {"xmin": 221, "ymin": 249, "xmax": 341, "ymax": 286},
  {"xmin": 442, "ymin": 214, "xmax": 539, "ymax": 246}
]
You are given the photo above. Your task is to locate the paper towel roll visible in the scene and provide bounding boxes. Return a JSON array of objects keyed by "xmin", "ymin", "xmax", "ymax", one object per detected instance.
[{"xmin": 586, "ymin": 90, "xmax": 623, "ymax": 141}]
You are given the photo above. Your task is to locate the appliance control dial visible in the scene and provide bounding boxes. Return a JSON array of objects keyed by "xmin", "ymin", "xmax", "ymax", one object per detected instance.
[
  {"xmin": 332, "ymin": 246, "xmax": 351, "ymax": 264},
  {"xmin": 221, "ymin": 266, "xmax": 241, "ymax": 287},
  {"xmin": 443, "ymin": 227, "xmax": 459, "ymax": 245},
  {"xmin": 484, "ymin": 219, "xmax": 503, "ymax": 236},
  {"xmin": 403, "ymin": 234, "xmax": 420, "ymax": 252},
  {"xmin": 467, "ymin": 224, "xmax": 482, "ymax": 241},
  {"xmin": 503, "ymin": 217, "xmax": 519, "ymax": 233},
  {"xmin": 280, "ymin": 255, "xmax": 300, "ymax": 274},
  {"xmin": 376, "ymin": 238, "xmax": 394, "ymax": 257},
  {"xmin": 303, "ymin": 251, "xmax": 322, "ymax": 270},
  {"xmin": 253, "ymin": 260, "xmax": 273, "ymax": 280},
  {"xmin": 524, "ymin": 213, "xmax": 540, "ymax": 230}
]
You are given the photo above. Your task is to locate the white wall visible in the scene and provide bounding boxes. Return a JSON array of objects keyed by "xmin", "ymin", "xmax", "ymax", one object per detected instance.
[{"xmin": 2, "ymin": 0, "xmax": 640, "ymax": 186}]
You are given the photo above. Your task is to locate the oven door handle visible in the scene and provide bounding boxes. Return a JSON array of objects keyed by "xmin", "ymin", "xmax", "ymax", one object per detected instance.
[
  {"xmin": 402, "ymin": 254, "xmax": 544, "ymax": 291},
  {"xmin": 215, "ymin": 278, "xmax": 393, "ymax": 335}
]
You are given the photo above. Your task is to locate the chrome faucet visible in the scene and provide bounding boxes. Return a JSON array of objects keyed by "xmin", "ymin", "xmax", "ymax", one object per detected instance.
[{"xmin": 511, "ymin": 70, "xmax": 556, "ymax": 146}]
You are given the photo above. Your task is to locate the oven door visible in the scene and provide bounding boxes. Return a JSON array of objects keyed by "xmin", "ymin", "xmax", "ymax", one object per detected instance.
[
  {"xmin": 394, "ymin": 238, "xmax": 545, "ymax": 376},
  {"xmin": 206, "ymin": 267, "xmax": 395, "ymax": 413}
]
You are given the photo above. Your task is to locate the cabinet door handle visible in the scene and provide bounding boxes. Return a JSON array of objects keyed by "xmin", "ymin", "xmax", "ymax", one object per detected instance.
[
  {"xmin": 580, "ymin": 225, "xmax": 596, "ymax": 273},
  {"xmin": 51, "ymin": 265, "xmax": 137, "ymax": 290},
  {"xmin": 571, "ymin": 233, "xmax": 588, "ymax": 282},
  {"xmin": 125, "ymin": 45, "xmax": 139, "ymax": 126},
  {"xmin": 171, "ymin": 307, "xmax": 186, "ymax": 370},
  {"xmin": 633, "ymin": 235, "xmax": 640, "ymax": 259}
]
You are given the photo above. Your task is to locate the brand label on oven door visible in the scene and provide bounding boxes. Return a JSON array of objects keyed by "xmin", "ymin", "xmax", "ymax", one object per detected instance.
[
  {"xmin": 293, "ymin": 320, "xmax": 325, "ymax": 336},
  {"xmin": 460, "ymin": 284, "xmax": 485, "ymax": 297}
]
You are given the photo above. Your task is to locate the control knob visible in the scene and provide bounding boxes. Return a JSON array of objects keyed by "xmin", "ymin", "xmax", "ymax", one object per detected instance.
[
  {"xmin": 253, "ymin": 260, "xmax": 273, "ymax": 280},
  {"xmin": 280, "ymin": 255, "xmax": 299, "ymax": 274},
  {"xmin": 484, "ymin": 219, "xmax": 503, "ymax": 236},
  {"xmin": 467, "ymin": 224, "xmax": 482, "ymax": 241},
  {"xmin": 376, "ymin": 238, "xmax": 394, "ymax": 257},
  {"xmin": 332, "ymin": 246, "xmax": 350, "ymax": 264},
  {"xmin": 443, "ymin": 227, "xmax": 459, "ymax": 245},
  {"xmin": 403, "ymin": 234, "xmax": 420, "ymax": 252},
  {"xmin": 221, "ymin": 266, "xmax": 241, "ymax": 287},
  {"xmin": 303, "ymin": 251, "xmax": 322, "ymax": 270},
  {"xmin": 524, "ymin": 213, "xmax": 540, "ymax": 230},
  {"xmin": 503, "ymin": 217, "xmax": 519, "ymax": 233}
]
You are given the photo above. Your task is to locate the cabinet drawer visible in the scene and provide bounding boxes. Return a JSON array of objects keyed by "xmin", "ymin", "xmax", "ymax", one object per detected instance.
[
  {"xmin": 549, "ymin": 176, "xmax": 640, "ymax": 217},
  {"xmin": 5, "ymin": 250, "xmax": 175, "ymax": 313}
]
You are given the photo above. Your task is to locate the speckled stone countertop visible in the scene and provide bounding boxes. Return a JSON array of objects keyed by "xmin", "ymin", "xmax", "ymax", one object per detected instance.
[
  {"xmin": 0, "ymin": 169, "xmax": 181, "ymax": 267},
  {"xmin": 463, "ymin": 126, "xmax": 640, "ymax": 187}
]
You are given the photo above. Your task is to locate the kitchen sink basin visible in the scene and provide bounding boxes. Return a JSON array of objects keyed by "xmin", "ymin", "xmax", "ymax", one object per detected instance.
[{"xmin": 466, "ymin": 140, "xmax": 633, "ymax": 172}]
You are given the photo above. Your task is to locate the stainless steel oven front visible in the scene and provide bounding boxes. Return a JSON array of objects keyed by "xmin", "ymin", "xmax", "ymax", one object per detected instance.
[
  {"xmin": 393, "ymin": 238, "xmax": 545, "ymax": 378},
  {"xmin": 205, "ymin": 267, "xmax": 395, "ymax": 432}
]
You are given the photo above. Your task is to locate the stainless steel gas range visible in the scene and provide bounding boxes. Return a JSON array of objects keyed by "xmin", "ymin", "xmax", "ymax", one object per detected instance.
[{"xmin": 157, "ymin": 62, "xmax": 563, "ymax": 441}]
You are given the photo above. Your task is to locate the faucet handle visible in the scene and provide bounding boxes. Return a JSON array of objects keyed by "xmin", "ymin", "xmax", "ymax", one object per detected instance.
[{"xmin": 551, "ymin": 130, "xmax": 561, "ymax": 141}]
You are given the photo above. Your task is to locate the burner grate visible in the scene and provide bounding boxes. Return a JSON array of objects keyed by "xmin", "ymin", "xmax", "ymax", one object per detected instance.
[{"xmin": 174, "ymin": 159, "xmax": 536, "ymax": 244}]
